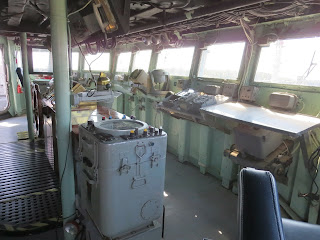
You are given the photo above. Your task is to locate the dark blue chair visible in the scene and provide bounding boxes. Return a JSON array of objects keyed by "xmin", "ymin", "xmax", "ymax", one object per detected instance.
[{"xmin": 238, "ymin": 168, "xmax": 320, "ymax": 240}]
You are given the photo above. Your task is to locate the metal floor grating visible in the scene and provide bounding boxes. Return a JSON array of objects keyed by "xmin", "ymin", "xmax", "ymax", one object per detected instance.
[
  {"xmin": 44, "ymin": 136, "xmax": 55, "ymax": 167},
  {"xmin": 0, "ymin": 140, "xmax": 44, "ymax": 154},
  {"xmin": 0, "ymin": 140, "xmax": 61, "ymax": 233}
]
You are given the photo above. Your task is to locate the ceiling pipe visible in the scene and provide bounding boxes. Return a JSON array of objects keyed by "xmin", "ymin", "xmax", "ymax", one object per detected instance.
[{"xmin": 128, "ymin": 0, "xmax": 270, "ymax": 34}]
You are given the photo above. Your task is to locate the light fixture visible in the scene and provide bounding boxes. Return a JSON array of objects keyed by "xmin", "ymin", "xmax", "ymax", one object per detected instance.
[{"xmin": 93, "ymin": 0, "xmax": 118, "ymax": 33}]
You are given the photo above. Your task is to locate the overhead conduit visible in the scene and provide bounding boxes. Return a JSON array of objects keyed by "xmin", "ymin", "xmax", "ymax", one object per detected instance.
[{"xmin": 129, "ymin": 0, "xmax": 271, "ymax": 34}]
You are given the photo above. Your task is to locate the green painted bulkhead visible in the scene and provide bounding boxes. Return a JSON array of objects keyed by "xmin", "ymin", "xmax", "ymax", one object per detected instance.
[{"xmin": 0, "ymin": 36, "xmax": 26, "ymax": 116}]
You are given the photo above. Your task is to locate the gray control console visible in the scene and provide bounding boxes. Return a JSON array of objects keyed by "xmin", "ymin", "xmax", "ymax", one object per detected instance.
[{"xmin": 158, "ymin": 89, "xmax": 230, "ymax": 121}]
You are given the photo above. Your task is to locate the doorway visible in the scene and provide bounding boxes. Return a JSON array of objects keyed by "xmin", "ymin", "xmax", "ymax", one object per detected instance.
[{"xmin": 0, "ymin": 45, "xmax": 9, "ymax": 114}]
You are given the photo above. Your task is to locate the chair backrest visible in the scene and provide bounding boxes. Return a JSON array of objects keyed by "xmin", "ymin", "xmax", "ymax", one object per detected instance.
[{"xmin": 238, "ymin": 168, "xmax": 285, "ymax": 240}]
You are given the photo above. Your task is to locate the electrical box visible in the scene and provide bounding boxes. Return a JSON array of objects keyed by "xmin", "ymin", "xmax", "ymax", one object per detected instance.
[
  {"xmin": 239, "ymin": 86, "xmax": 259, "ymax": 102},
  {"xmin": 222, "ymin": 83, "xmax": 239, "ymax": 98},
  {"xmin": 130, "ymin": 69, "xmax": 149, "ymax": 86},
  {"xmin": 79, "ymin": 119, "xmax": 166, "ymax": 239},
  {"xmin": 234, "ymin": 125, "xmax": 283, "ymax": 160},
  {"xmin": 203, "ymin": 85, "xmax": 221, "ymax": 95},
  {"xmin": 269, "ymin": 92, "xmax": 298, "ymax": 110}
]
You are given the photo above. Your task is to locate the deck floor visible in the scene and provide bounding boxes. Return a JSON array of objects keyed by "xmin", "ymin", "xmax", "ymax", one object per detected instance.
[
  {"xmin": 0, "ymin": 116, "xmax": 237, "ymax": 240},
  {"xmin": 164, "ymin": 154, "xmax": 237, "ymax": 240},
  {"xmin": 0, "ymin": 116, "xmax": 29, "ymax": 143},
  {"xmin": 0, "ymin": 95, "xmax": 8, "ymax": 112}
]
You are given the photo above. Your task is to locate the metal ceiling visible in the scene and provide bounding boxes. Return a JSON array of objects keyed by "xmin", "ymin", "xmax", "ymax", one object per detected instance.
[{"xmin": 0, "ymin": 0, "xmax": 319, "ymax": 45}]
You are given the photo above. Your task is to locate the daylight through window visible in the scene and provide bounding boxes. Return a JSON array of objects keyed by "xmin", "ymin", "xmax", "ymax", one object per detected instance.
[
  {"xmin": 32, "ymin": 48, "xmax": 53, "ymax": 73},
  {"xmin": 156, "ymin": 47, "xmax": 195, "ymax": 76},
  {"xmin": 198, "ymin": 42, "xmax": 245, "ymax": 80},
  {"xmin": 132, "ymin": 50, "xmax": 152, "ymax": 72},
  {"xmin": 84, "ymin": 53, "xmax": 110, "ymax": 71},
  {"xmin": 72, "ymin": 52, "xmax": 79, "ymax": 71},
  {"xmin": 255, "ymin": 37, "xmax": 320, "ymax": 87},
  {"xmin": 116, "ymin": 52, "xmax": 132, "ymax": 73}
]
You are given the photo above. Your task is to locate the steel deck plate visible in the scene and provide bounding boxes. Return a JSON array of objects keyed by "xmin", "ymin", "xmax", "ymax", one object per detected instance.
[{"xmin": 0, "ymin": 140, "xmax": 61, "ymax": 233}]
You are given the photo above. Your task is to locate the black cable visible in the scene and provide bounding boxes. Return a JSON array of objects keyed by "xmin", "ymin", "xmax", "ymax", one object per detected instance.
[
  {"xmin": 132, "ymin": 0, "xmax": 192, "ymax": 9},
  {"xmin": 67, "ymin": 24, "xmax": 73, "ymax": 78},
  {"xmin": 87, "ymin": 89, "xmax": 96, "ymax": 97},
  {"xmin": 54, "ymin": 22, "xmax": 75, "ymax": 237},
  {"xmin": 88, "ymin": 52, "xmax": 104, "ymax": 71},
  {"xmin": 58, "ymin": 106, "xmax": 72, "ymax": 187},
  {"xmin": 162, "ymin": 205, "xmax": 166, "ymax": 238},
  {"xmin": 122, "ymin": 0, "xmax": 314, "ymax": 45},
  {"xmin": 74, "ymin": 36, "xmax": 105, "ymax": 81},
  {"xmin": 301, "ymin": 50, "xmax": 317, "ymax": 80},
  {"xmin": 131, "ymin": 1, "xmax": 174, "ymax": 10},
  {"xmin": 55, "ymin": 101, "xmax": 73, "ymax": 240},
  {"xmin": 299, "ymin": 146, "xmax": 320, "ymax": 201},
  {"xmin": 85, "ymin": 42, "xmax": 100, "ymax": 55},
  {"xmin": 309, "ymin": 147, "xmax": 320, "ymax": 195},
  {"xmin": 71, "ymin": 34, "xmax": 95, "ymax": 80},
  {"xmin": 54, "ymin": 212, "xmax": 77, "ymax": 239},
  {"xmin": 100, "ymin": 36, "xmax": 117, "ymax": 50}
]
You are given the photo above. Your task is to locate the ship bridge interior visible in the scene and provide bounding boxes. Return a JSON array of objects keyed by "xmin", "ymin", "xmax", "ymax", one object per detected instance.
[{"xmin": 1, "ymin": 0, "xmax": 320, "ymax": 240}]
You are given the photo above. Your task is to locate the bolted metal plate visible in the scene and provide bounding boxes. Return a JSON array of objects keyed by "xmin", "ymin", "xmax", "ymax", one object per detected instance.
[
  {"xmin": 0, "ymin": 191, "xmax": 61, "ymax": 232},
  {"xmin": 0, "ymin": 141, "xmax": 61, "ymax": 234}
]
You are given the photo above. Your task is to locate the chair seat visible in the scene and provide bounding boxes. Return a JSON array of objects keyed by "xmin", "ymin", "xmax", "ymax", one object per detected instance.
[
  {"xmin": 238, "ymin": 168, "xmax": 285, "ymax": 240},
  {"xmin": 238, "ymin": 168, "xmax": 320, "ymax": 240},
  {"xmin": 283, "ymin": 218, "xmax": 320, "ymax": 240}
]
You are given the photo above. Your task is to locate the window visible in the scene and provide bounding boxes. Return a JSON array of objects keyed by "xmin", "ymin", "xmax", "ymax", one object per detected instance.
[
  {"xmin": 156, "ymin": 47, "xmax": 194, "ymax": 76},
  {"xmin": 132, "ymin": 50, "xmax": 152, "ymax": 72},
  {"xmin": 116, "ymin": 52, "xmax": 132, "ymax": 73},
  {"xmin": 16, "ymin": 50, "xmax": 22, "ymax": 68},
  {"xmin": 84, "ymin": 53, "xmax": 110, "ymax": 71},
  {"xmin": 32, "ymin": 48, "xmax": 53, "ymax": 72},
  {"xmin": 72, "ymin": 52, "xmax": 79, "ymax": 71},
  {"xmin": 0, "ymin": 46, "xmax": 8, "ymax": 112},
  {"xmin": 255, "ymin": 37, "xmax": 320, "ymax": 87},
  {"xmin": 198, "ymin": 42, "xmax": 245, "ymax": 80}
]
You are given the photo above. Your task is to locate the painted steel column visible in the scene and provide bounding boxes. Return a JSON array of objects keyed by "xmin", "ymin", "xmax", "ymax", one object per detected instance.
[
  {"xmin": 110, "ymin": 49, "xmax": 118, "ymax": 80},
  {"xmin": 50, "ymin": 1, "xmax": 75, "ymax": 240},
  {"xmin": 7, "ymin": 40, "xmax": 20, "ymax": 114},
  {"xmin": 128, "ymin": 52, "xmax": 135, "ymax": 74},
  {"xmin": 148, "ymin": 48, "xmax": 158, "ymax": 72},
  {"xmin": 20, "ymin": 33, "xmax": 35, "ymax": 140}
]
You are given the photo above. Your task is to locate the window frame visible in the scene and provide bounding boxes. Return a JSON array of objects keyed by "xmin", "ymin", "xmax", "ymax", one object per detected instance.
[
  {"xmin": 250, "ymin": 41, "xmax": 320, "ymax": 93},
  {"xmin": 195, "ymin": 41, "xmax": 247, "ymax": 82}
]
